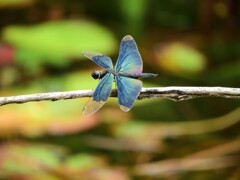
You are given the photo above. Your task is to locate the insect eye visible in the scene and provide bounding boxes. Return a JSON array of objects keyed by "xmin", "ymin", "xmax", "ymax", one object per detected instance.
[{"xmin": 91, "ymin": 71, "xmax": 100, "ymax": 79}]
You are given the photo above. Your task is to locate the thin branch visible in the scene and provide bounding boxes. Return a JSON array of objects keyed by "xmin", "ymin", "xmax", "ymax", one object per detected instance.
[
  {"xmin": 133, "ymin": 139, "xmax": 240, "ymax": 177},
  {"xmin": 139, "ymin": 86, "xmax": 240, "ymax": 100},
  {"xmin": 133, "ymin": 155, "xmax": 240, "ymax": 177},
  {"xmin": 0, "ymin": 86, "xmax": 239, "ymax": 106}
]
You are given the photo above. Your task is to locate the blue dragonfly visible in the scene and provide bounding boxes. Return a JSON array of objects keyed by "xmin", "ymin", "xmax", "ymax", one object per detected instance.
[{"xmin": 82, "ymin": 35, "xmax": 157, "ymax": 116}]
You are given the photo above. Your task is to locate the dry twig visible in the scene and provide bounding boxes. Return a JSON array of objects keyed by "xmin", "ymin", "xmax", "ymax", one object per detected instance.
[{"xmin": 0, "ymin": 86, "xmax": 239, "ymax": 106}]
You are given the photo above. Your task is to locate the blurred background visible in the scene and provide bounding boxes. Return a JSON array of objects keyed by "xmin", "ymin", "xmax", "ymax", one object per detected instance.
[{"xmin": 0, "ymin": 0, "xmax": 240, "ymax": 179}]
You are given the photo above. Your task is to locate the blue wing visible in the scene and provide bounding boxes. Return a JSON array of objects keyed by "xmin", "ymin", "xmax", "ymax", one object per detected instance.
[
  {"xmin": 82, "ymin": 51, "xmax": 113, "ymax": 69},
  {"xmin": 83, "ymin": 73, "xmax": 113, "ymax": 116},
  {"xmin": 115, "ymin": 76, "xmax": 142, "ymax": 112},
  {"xmin": 115, "ymin": 35, "xmax": 143, "ymax": 74}
]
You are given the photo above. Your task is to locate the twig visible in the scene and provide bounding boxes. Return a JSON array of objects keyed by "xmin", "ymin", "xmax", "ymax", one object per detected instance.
[
  {"xmin": 0, "ymin": 86, "xmax": 239, "ymax": 106},
  {"xmin": 133, "ymin": 155, "xmax": 240, "ymax": 177},
  {"xmin": 133, "ymin": 139, "xmax": 240, "ymax": 177},
  {"xmin": 139, "ymin": 86, "xmax": 240, "ymax": 100}
]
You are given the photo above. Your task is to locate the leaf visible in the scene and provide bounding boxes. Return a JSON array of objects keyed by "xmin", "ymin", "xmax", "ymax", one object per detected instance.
[
  {"xmin": 0, "ymin": 0, "xmax": 34, "ymax": 8},
  {"xmin": 155, "ymin": 42, "xmax": 206, "ymax": 78},
  {"xmin": 0, "ymin": 142, "xmax": 129, "ymax": 180},
  {"xmin": 63, "ymin": 153, "xmax": 129, "ymax": 180},
  {"xmin": 0, "ymin": 142, "xmax": 65, "ymax": 176},
  {"xmin": 3, "ymin": 20, "xmax": 117, "ymax": 73},
  {"xmin": 64, "ymin": 153, "xmax": 106, "ymax": 170}
]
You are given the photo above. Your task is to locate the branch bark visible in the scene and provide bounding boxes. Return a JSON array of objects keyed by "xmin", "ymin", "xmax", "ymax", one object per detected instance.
[{"xmin": 0, "ymin": 86, "xmax": 239, "ymax": 106}]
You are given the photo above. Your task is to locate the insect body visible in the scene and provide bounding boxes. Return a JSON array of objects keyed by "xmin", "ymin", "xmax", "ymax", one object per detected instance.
[
  {"xmin": 82, "ymin": 35, "xmax": 157, "ymax": 116},
  {"xmin": 91, "ymin": 69, "xmax": 157, "ymax": 79}
]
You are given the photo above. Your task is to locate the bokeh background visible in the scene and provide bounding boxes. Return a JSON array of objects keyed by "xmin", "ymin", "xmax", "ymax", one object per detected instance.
[{"xmin": 0, "ymin": 0, "xmax": 240, "ymax": 179}]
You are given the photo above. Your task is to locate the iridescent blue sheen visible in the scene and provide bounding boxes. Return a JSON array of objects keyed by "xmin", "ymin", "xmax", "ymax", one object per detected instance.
[
  {"xmin": 115, "ymin": 35, "xmax": 142, "ymax": 74},
  {"xmin": 82, "ymin": 51, "xmax": 113, "ymax": 69},
  {"xmin": 82, "ymin": 35, "xmax": 157, "ymax": 116},
  {"xmin": 115, "ymin": 76, "xmax": 142, "ymax": 112},
  {"xmin": 93, "ymin": 73, "xmax": 113, "ymax": 101}
]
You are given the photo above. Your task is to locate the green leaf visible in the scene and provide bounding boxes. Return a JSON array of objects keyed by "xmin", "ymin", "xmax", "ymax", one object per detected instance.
[
  {"xmin": 0, "ymin": 0, "xmax": 33, "ymax": 8},
  {"xmin": 65, "ymin": 153, "xmax": 105, "ymax": 170},
  {"xmin": 156, "ymin": 42, "xmax": 206, "ymax": 78},
  {"xmin": 0, "ymin": 143, "xmax": 65, "ymax": 175},
  {"xmin": 3, "ymin": 20, "xmax": 117, "ymax": 73}
]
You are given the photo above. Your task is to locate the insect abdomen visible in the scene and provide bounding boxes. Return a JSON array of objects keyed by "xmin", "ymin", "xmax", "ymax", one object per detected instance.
[{"xmin": 117, "ymin": 73, "xmax": 157, "ymax": 79}]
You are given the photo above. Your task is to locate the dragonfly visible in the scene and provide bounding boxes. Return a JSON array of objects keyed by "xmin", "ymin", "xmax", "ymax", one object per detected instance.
[{"xmin": 82, "ymin": 35, "xmax": 157, "ymax": 116}]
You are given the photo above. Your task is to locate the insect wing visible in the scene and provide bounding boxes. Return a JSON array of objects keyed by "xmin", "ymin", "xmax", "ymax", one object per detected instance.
[
  {"xmin": 82, "ymin": 51, "xmax": 113, "ymax": 69},
  {"xmin": 115, "ymin": 76, "xmax": 142, "ymax": 112},
  {"xmin": 82, "ymin": 99, "xmax": 106, "ymax": 117},
  {"xmin": 83, "ymin": 73, "xmax": 114, "ymax": 116},
  {"xmin": 115, "ymin": 35, "xmax": 143, "ymax": 74}
]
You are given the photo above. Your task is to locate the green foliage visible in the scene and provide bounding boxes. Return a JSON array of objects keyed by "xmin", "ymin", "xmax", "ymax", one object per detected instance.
[
  {"xmin": 0, "ymin": 143, "xmax": 65, "ymax": 175},
  {"xmin": 155, "ymin": 42, "xmax": 206, "ymax": 79},
  {"xmin": 0, "ymin": 0, "xmax": 33, "ymax": 7},
  {"xmin": 0, "ymin": 1, "xmax": 239, "ymax": 179},
  {"xmin": 120, "ymin": 0, "xmax": 147, "ymax": 36},
  {"xmin": 0, "ymin": 143, "xmax": 129, "ymax": 179},
  {"xmin": 153, "ymin": 0, "xmax": 197, "ymax": 29},
  {"xmin": 64, "ymin": 154, "xmax": 104, "ymax": 170},
  {"xmin": 3, "ymin": 20, "xmax": 117, "ymax": 73}
]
